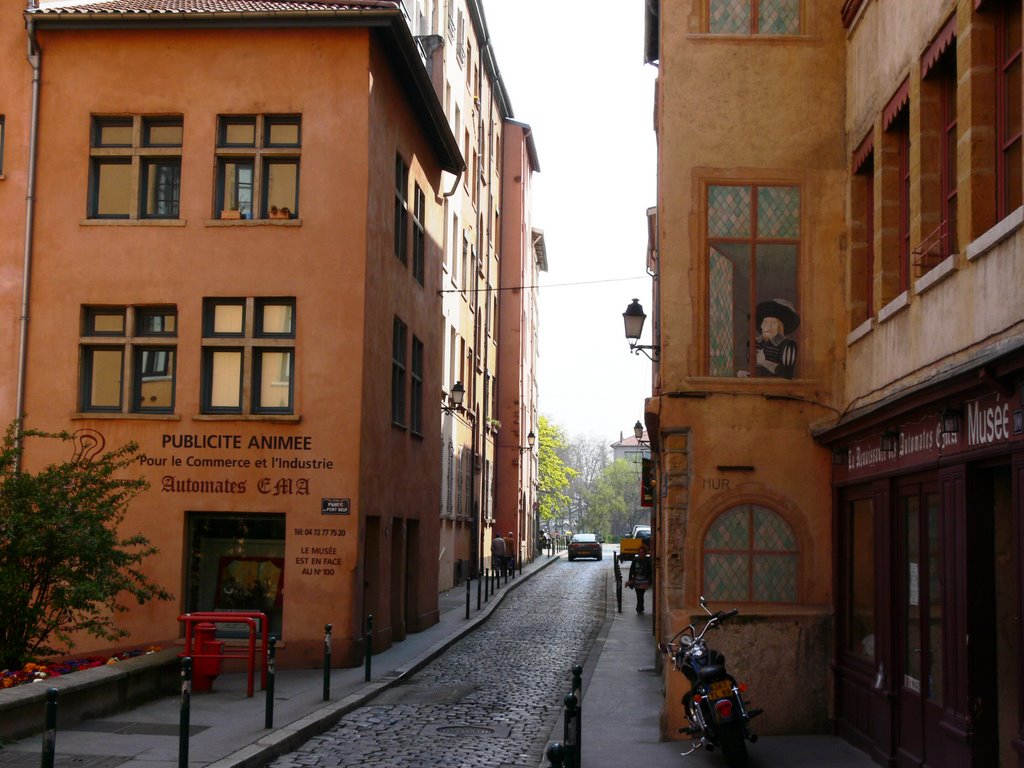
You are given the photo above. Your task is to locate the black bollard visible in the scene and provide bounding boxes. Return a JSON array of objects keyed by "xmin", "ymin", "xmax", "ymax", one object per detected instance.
[
  {"xmin": 572, "ymin": 664, "xmax": 583, "ymax": 702},
  {"xmin": 364, "ymin": 614, "xmax": 373, "ymax": 682},
  {"xmin": 614, "ymin": 554, "xmax": 623, "ymax": 613},
  {"xmin": 465, "ymin": 577, "xmax": 471, "ymax": 619},
  {"xmin": 41, "ymin": 688, "xmax": 57, "ymax": 768},
  {"xmin": 546, "ymin": 742, "xmax": 566, "ymax": 768},
  {"xmin": 477, "ymin": 570, "xmax": 482, "ymax": 610},
  {"xmin": 484, "ymin": 568, "xmax": 490, "ymax": 601},
  {"xmin": 178, "ymin": 658, "xmax": 191, "ymax": 768},
  {"xmin": 323, "ymin": 624, "xmax": 332, "ymax": 701},
  {"xmin": 264, "ymin": 636, "xmax": 277, "ymax": 728},
  {"xmin": 563, "ymin": 694, "xmax": 579, "ymax": 768}
]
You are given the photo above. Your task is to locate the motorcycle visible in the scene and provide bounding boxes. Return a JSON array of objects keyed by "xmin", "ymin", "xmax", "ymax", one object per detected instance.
[{"xmin": 658, "ymin": 596, "xmax": 762, "ymax": 768}]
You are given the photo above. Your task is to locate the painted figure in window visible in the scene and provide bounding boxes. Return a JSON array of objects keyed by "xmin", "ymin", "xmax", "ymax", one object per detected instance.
[{"xmin": 754, "ymin": 298, "xmax": 799, "ymax": 379}]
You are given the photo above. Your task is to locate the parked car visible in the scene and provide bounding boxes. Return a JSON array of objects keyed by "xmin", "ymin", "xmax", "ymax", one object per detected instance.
[{"xmin": 568, "ymin": 533, "xmax": 603, "ymax": 561}]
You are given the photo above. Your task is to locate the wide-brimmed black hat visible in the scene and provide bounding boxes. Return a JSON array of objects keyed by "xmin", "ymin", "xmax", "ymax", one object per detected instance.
[{"xmin": 755, "ymin": 298, "xmax": 800, "ymax": 335}]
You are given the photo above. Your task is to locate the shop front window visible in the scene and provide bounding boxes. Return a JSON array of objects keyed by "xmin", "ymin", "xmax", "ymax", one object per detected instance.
[
  {"xmin": 844, "ymin": 495, "xmax": 875, "ymax": 660},
  {"xmin": 186, "ymin": 513, "xmax": 285, "ymax": 638}
]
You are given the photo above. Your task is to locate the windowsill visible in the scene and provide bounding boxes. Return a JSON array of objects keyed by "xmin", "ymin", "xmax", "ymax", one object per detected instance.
[
  {"xmin": 193, "ymin": 414, "xmax": 301, "ymax": 422},
  {"xmin": 687, "ymin": 32, "xmax": 808, "ymax": 42},
  {"xmin": 81, "ymin": 219, "xmax": 187, "ymax": 227},
  {"xmin": 72, "ymin": 412, "xmax": 181, "ymax": 420},
  {"xmin": 205, "ymin": 218, "xmax": 301, "ymax": 227},
  {"xmin": 877, "ymin": 290, "xmax": 909, "ymax": 324},
  {"xmin": 966, "ymin": 205, "xmax": 1024, "ymax": 262},
  {"xmin": 676, "ymin": 604, "xmax": 831, "ymax": 622},
  {"xmin": 846, "ymin": 317, "xmax": 874, "ymax": 346},
  {"xmin": 914, "ymin": 253, "xmax": 956, "ymax": 295},
  {"xmin": 685, "ymin": 376, "xmax": 816, "ymax": 389}
]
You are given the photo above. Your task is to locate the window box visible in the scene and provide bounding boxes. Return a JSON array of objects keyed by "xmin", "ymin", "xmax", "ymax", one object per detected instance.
[{"xmin": 220, "ymin": 209, "xmax": 242, "ymax": 220}]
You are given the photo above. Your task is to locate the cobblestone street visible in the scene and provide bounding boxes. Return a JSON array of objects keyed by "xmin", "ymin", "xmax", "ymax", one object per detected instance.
[{"xmin": 270, "ymin": 560, "xmax": 608, "ymax": 768}]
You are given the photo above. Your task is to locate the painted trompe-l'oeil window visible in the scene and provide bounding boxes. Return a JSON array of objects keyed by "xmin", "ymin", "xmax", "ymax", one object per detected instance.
[
  {"xmin": 708, "ymin": 0, "xmax": 800, "ymax": 35},
  {"xmin": 703, "ymin": 504, "xmax": 798, "ymax": 603},
  {"xmin": 707, "ymin": 184, "xmax": 800, "ymax": 379}
]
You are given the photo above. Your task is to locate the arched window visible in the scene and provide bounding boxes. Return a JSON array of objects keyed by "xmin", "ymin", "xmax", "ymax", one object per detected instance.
[{"xmin": 703, "ymin": 504, "xmax": 798, "ymax": 603}]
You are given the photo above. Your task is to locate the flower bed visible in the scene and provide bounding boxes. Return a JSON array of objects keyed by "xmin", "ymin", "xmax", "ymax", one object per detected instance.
[{"xmin": 1, "ymin": 647, "xmax": 162, "ymax": 688}]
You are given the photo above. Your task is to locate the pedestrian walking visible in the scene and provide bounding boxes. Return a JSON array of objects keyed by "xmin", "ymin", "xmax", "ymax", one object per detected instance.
[
  {"xmin": 503, "ymin": 531, "xmax": 515, "ymax": 573},
  {"xmin": 626, "ymin": 544, "xmax": 652, "ymax": 613},
  {"xmin": 491, "ymin": 531, "xmax": 506, "ymax": 573}
]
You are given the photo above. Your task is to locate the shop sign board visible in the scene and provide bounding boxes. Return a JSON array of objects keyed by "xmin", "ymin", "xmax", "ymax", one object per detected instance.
[{"xmin": 835, "ymin": 390, "xmax": 1023, "ymax": 482}]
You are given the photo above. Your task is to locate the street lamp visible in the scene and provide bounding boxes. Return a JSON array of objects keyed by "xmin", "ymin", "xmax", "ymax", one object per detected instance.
[
  {"xmin": 520, "ymin": 430, "xmax": 536, "ymax": 455},
  {"xmin": 623, "ymin": 299, "xmax": 658, "ymax": 361},
  {"xmin": 442, "ymin": 381, "xmax": 465, "ymax": 413}
]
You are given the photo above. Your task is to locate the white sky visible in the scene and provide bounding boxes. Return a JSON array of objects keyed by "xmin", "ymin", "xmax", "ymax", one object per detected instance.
[{"xmin": 482, "ymin": 0, "xmax": 658, "ymax": 447}]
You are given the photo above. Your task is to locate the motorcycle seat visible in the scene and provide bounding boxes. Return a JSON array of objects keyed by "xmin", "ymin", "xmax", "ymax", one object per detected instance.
[{"xmin": 697, "ymin": 664, "xmax": 725, "ymax": 682}]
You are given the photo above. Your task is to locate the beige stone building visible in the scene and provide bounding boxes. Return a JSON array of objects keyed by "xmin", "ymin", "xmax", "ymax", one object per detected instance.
[
  {"xmin": 645, "ymin": 1, "xmax": 1024, "ymax": 765},
  {"xmin": 420, "ymin": 0, "xmax": 542, "ymax": 589}
]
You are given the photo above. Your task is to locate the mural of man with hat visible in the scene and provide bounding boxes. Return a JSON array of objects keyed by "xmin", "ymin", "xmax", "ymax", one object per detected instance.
[{"xmin": 755, "ymin": 298, "xmax": 799, "ymax": 379}]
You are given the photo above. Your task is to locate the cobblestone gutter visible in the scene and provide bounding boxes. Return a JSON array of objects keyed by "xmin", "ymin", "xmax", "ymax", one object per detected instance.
[{"xmin": 0, "ymin": 649, "xmax": 181, "ymax": 742}]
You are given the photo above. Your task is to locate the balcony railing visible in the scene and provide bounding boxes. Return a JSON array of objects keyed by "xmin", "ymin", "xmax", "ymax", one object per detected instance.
[{"xmin": 911, "ymin": 220, "xmax": 953, "ymax": 278}]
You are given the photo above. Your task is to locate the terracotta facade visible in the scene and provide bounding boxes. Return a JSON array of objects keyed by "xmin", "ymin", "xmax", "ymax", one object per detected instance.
[{"xmin": 7, "ymin": 3, "xmax": 464, "ymax": 668}]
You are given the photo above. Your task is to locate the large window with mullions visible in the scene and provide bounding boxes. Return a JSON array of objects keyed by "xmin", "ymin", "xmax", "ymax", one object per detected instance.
[{"xmin": 707, "ymin": 184, "xmax": 801, "ymax": 379}]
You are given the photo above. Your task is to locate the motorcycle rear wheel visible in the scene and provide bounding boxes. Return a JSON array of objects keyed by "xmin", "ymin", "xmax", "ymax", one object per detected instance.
[{"xmin": 717, "ymin": 721, "xmax": 748, "ymax": 768}]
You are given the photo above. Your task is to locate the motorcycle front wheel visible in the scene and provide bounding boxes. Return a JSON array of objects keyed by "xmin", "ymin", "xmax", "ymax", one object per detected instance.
[{"xmin": 717, "ymin": 721, "xmax": 748, "ymax": 768}]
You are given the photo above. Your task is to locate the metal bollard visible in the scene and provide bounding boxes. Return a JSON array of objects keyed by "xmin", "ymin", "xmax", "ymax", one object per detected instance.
[
  {"xmin": 41, "ymin": 688, "xmax": 57, "ymax": 768},
  {"xmin": 364, "ymin": 614, "xmax": 373, "ymax": 682},
  {"xmin": 563, "ymin": 694, "xmax": 579, "ymax": 768},
  {"xmin": 572, "ymin": 664, "xmax": 583, "ymax": 702},
  {"xmin": 614, "ymin": 554, "xmax": 623, "ymax": 613},
  {"xmin": 465, "ymin": 577, "xmax": 471, "ymax": 619},
  {"xmin": 179, "ymin": 658, "xmax": 191, "ymax": 768},
  {"xmin": 323, "ymin": 624, "xmax": 332, "ymax": 701},
  {"xmin": 477, "ymin": 570, "xmax": 482, "ymax": 610},
  {"xmin": 546, "ymin": 742, "xmax": 566, "ymax": 768},
  {"xmin": 264, "ymin": 636, "xmax": 277, "ymax": 728},
  {"xmin": 484, "ymin": 568, "xmax": 490, "ymax": 601}
]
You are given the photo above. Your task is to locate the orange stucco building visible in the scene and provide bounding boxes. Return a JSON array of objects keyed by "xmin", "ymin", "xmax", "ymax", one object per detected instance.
[
  {"xmin": 11, "ymin": 0, "xmax": 463, "ymax": 668},
  {"xmin": 645, "ymin": 1, "xmax": 1024, "ymax": 765}
]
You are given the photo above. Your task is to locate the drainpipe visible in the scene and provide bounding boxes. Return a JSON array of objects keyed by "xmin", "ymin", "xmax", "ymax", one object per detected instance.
[{"xmin": 15, "ymin": 17, "xmax": 41, "ymax": 469}]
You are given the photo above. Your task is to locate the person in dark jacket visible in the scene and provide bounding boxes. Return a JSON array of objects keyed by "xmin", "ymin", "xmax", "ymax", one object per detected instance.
[{"xmin": 627, "ymin": 545, "xmax": 653, "ymax": 613}]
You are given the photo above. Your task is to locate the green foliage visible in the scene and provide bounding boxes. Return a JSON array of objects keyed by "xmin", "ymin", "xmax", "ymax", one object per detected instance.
[
  {"xmin": 0, "ymin": 423, "xmax": 172, "ymax": 669},
  {"xmin": 589, "ymin": 459, "xmax": 645, "ymax": 537},
  {"xmin": 537, "ymin": 416, "xmax": 577, "ymax": 525}
]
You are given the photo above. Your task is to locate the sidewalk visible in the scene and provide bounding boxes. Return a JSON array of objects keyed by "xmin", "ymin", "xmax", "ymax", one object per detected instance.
[
  {"xmin": 0, "ymin": 552, "xmax": 878, "ymax": 768},
  {"xmin": 577, "ymin": 572, "xmax": 878, "ymax": 768}
]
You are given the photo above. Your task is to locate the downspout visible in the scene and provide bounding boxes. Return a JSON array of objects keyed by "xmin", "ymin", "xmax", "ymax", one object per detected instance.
[{"xmin": 15, "ymin": 16, "xmax": 41, "ymax": 469}]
